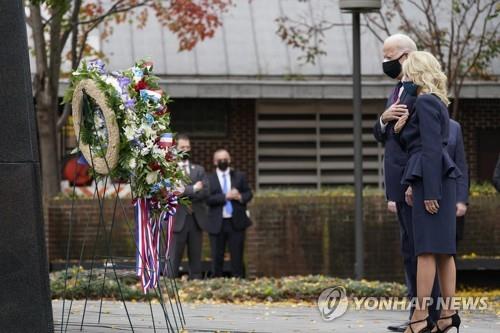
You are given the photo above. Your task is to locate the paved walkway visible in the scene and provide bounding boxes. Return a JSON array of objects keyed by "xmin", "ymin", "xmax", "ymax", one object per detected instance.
[{"xmin": 52, "ymin": 300, "xmax": 499, "ymax": 332}]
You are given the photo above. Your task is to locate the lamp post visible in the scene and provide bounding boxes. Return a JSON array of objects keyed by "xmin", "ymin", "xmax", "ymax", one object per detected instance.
[{"xmin": 339, "ymin": 0, "xmax": 381, "ymax": 280}]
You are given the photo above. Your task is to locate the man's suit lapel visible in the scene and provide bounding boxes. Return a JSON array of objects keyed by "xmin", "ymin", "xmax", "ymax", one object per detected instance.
[
  {"xmin": 385, "ymin": 82, "xmax": 401, "ymax": 108},
  {"xmin": 212, "ymin": 172, "xmax": 223, "ymax": 193},
  {"xmin": 230, "ymin": 169, "xmax": 236, "ymax": 190},
  {"xmin": 189, "ymin": 164, "xmax": 198, "ymax": 182}
]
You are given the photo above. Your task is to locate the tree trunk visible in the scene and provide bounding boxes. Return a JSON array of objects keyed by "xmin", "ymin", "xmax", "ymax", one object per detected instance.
[
  {"xmin": 29, "ymin": 4, "xmax": 65, "ymax": 200},
  {"xmin": 35, "ymin": 88, "xmax": 60, "ymax": 199}
]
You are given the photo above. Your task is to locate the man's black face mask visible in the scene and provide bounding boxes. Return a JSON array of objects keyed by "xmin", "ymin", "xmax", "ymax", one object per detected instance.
[
  {"xmin": 383, "ymin": 53, "xmax": 406, "ymax": 79},
  {"xmin": 217, "ymin": 160, "xmax": 229, "ymax": 171},
  {"xmin": 180, "ymin": 150, "xmax": 190, "ymax": 161}
]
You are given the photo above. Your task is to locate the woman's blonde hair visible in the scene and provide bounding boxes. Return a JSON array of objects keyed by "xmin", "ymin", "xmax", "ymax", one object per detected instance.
[{"xmin": 402, "ymin": 51, "xmax": 449, "ymax": 105}]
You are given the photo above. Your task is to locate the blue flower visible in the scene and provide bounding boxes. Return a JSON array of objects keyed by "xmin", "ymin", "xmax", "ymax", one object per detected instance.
[
  {"xmin": 133, "ymin": 68, "xmax": 143, "ymax": 79},
  {"xmin": 117, "ymin": 76, "xmax": 131, "ymax": 89},
  {"xmin": 87, "ymin": 59, "xmax": 105, "ymax": 74},
  {"xmin": 131, "ymin": 139, "xmax": 144, "ymax": 149},
  {"xmin": 124, "ymin": 98, "xmax": 135, "ymax": 109},
  {"xmin": 151, "ymin": 183, "xmax": 161, "ymax": 193},
  {"xmin": 144, "ymin": 114, "xmax": 154, "ymax": 125}
]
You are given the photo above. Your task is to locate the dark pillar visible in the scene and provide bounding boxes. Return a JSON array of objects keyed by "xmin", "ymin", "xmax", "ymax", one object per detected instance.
[
  {"xmin": 352, "ymin": 12, "xmax": 364, "ymax": 279},
  {"xmin": 0, "ymin": 1, "xmax": 54, "ymax": 331}
]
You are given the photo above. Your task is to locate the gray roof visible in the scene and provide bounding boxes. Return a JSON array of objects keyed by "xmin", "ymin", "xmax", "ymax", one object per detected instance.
[
  {"xmin": 100, "ymin": 0, "xmax": 500, "ymax": 77},
  {"xmin": 101, "ymin": 0, "xmax": 383, "ymax": 76}
]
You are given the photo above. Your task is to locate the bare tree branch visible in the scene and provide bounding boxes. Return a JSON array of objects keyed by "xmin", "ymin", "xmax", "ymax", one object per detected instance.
[
  {"xmin": 57, "ymin": 0, "xmax": 83, "ymax": 131},
  {"xmin": 363, "ymin": 12, "xmax": 392, "ymax": 43},
  {"xmin": 29, "ymin": 4, "xmax": 48, "ymax": 82},
  {"xmin": 60, "ymin": 0, "xmax": 83, "ymax": 53},
  {"xmin": 446, "ymin": 1, "xmax": 455, "ymax": 82}
]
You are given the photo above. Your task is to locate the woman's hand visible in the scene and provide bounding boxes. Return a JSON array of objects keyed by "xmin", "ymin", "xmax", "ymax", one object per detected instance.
[
  {"xmin": 394, "ymin": 112, "xmax": 409, "ymax": 133},
  {"xmin": 387, "ymin": 201, "xmax": 397, "ymax": 214},
  {"xmin": 424, "ymin": 200, "xmax": 439, "ymax": 214},
  {"xmin": 405, "ymin": 186, "xmax": 413, "ymax": 206}
]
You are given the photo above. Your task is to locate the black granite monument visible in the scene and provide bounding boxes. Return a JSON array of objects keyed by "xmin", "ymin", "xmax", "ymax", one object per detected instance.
[{"xmin": 0, "ymin": 0, "xmax": 54, "ymax": 331}]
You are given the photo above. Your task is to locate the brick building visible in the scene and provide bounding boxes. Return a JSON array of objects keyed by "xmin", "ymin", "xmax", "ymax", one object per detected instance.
[{"xmin": 51, "ymin": 1, "xmax": 500, "ymax": 190}]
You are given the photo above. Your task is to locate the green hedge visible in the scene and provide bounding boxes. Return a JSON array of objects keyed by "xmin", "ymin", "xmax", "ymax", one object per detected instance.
[
  {"xmin": 50, "ymin": 267, "xmax": 407, "ymax": 302},
  {"xmin": 256, "ymin": 182, "xmax": 498, "ymax": 198}
]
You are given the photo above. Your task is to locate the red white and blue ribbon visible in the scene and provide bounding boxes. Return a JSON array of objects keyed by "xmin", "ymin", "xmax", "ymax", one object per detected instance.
[
  {"xmin": 135, "ymin": 198, "xmax": 159, "ymax": 293},
  {"xmin": 157, "ymin": 133, "xmax": 174, "ymax": 149},
  {"xmin": 161, "ymin": 194, "xmax": 178, "ymax": 260},
  {"xmin": 135, "ymin": 194, "xmax": 178, "ymax": 293}
]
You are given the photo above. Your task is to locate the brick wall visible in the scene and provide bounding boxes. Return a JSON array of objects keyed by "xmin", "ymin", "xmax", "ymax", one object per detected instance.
[
  {"xmin": 456, "ymin": 99, "xmax": 500, "ymax": 181},
  {"xmin": 48, "ymin": 199, "xmax": 136, "ymax": 263},
  {"xmin": 188, "ymin": 99, "xmax": 256, "ymax": 188},
  {"xmin": 245, "ymin": 195, "xmax": 402, "ymax": 281},
  {"xmin": 245, "ymin": 195, "xmax": 500, "ymax": 281},
  {"xmin": 48, "ymin": 194, "xmax": 500, "ymax": 281}
]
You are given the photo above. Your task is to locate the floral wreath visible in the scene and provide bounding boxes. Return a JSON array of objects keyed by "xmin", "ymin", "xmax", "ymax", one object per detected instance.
[
  {"xmin": 65, "ymin": 59, "xmax": 187, "ymax": 292},
  {"xmin": 65, "ymin": 59, "xmax": 186, "ymax": 212}
]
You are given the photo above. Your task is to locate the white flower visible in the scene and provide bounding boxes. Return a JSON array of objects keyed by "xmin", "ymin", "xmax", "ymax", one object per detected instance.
[
  {"xmin": 145, "ymin": 139, "xmax": 155, "ymax": 149},
  {"xmin": 128, "ymin": 158, "xmax": 137, "ymax": 169},
  {"xmin": 151, "ymin": 145, "xmax": 165, "ymax": 159},
  {"xmin": 141, "ymin": 123, "xmax": 156, "ymax": 138},
  {"xmin": 140, "ymin": 146, "xmax": 151, "ymax": 156},
  {"xmin": 104, "ymin": 75, "xmax": 122, "ymax": 94},
  {"xmin": 146, "ymin": 170, "xmax": 159, "ymax": 184},
  {"xmin": 125, "ymin": 109, "xmax": 137, "ymax": 122},
  {"xmin": 124, "ymin": 126, "xmax": 137, "ymax": 141}
]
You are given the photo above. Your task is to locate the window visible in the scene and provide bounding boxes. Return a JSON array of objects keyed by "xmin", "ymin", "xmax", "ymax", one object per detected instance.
[
  {"xmin": 169, "ymin": 98, "xmax": 229, "ymax": 137},
  {"xmin": 256, "ymin": 100, "xmax": 384, "ymax": 190}
]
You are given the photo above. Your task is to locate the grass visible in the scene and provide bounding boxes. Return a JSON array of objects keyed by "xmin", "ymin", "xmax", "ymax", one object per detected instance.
[
  {"xmin": 50, "ymin": 268, "xmax": 500, "ymax": 316},
  {"xmin": 50, "ymin": 267, "xmax": 406, "ymax": 303}
]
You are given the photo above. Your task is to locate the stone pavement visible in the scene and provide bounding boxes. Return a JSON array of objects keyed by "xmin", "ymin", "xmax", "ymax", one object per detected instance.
[{"xmin": 52, "ymin": 300, "xmax": 499, "ymax": 332}]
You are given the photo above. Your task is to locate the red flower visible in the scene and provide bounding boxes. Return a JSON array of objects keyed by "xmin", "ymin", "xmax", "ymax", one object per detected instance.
[
  {"xmin": 155, "ymin": 105, "xmax": 169, "ymax": 116},
  {"xmin": 134, "ymin": 79, "xmax": 148, "ymax": 92},
  {"xmin": 149, "ymin": 162, "xmax": 161, "ymax": 171},
  {"xmin": 164, "ymin": 151, "xmax": 175, "ymax": 162}
]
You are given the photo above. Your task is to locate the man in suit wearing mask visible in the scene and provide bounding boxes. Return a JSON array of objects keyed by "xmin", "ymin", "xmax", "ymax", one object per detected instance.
[
  {"xmin": 166, "ymin": 134, "xmax": 209, "ymax": 279},
  {"xmin": 447, "ymin": 119, "xmax": 469, "ymax": 243},
  {"xmin": 206, "ymin": 149, "xmax": 253, "ymax": 278},
  {"xmin": 373, "ymin": 34, "xmax": 440, "ymax": 332}
]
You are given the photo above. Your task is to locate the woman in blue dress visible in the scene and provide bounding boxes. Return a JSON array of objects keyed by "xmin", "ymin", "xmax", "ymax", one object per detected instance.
[{"xmin": 397, "ymin": 51, "xmax": 462, "ymax": 333}]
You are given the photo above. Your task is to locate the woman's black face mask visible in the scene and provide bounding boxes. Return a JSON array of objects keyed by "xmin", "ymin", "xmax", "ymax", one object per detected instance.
[{"xmin": 382, "ymin": 53, "xmax": 406, "ymax": 79}]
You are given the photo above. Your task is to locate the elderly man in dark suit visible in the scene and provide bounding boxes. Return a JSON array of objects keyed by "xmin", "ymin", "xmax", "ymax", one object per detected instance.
[
  {"xmin": 206, "ymin": 149, "xmax": 253, "ymax": 278},
  {"xmin": 372, "ymin": 34, "xmax": 438, "ymax": 333},
  {"xmin": 447, "ymin": 119, "xmax": 469, "ymax": 242},
  {"xmin": 166, "ymin": 134, "xmax": 209, "ymax": 279}
]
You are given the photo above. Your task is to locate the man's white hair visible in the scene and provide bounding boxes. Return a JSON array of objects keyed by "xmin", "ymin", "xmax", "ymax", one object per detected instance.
[{"xmin": 384, "ymin": 33, "xmax": 417, "ymax": 52}]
